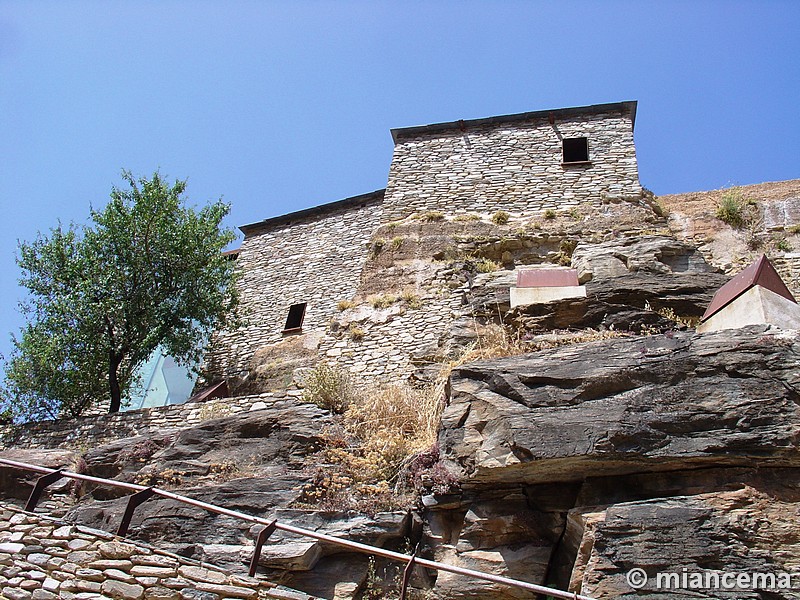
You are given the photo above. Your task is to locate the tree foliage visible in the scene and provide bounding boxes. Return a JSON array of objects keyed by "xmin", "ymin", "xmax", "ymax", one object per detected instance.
[{"xmin": 5, "ymin": 171, "xmax": 239, "ymax": 419}]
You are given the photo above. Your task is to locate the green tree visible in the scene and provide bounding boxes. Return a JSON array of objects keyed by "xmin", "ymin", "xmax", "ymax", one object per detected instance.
[{"xmin": 5, "ymin": 171, "xmax": 239, "ymax": 419}]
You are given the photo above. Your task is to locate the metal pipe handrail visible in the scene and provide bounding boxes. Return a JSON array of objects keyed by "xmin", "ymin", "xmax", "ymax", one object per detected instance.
[{"xmin": 0, "ymin": 457, "xmax": 596, "ymax": 600}]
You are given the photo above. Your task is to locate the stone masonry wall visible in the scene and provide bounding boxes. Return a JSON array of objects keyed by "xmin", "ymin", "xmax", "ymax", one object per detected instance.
[
  {"xmin": 318, "ymin": 264, "xmax": 465, "ymax": 383},
  {"xmin": 206, "ymin": 193, "xmax": 383, "ymax": 380},
  {"xmin": 0, "ymin": 394, "xmax": 276, "ymax": 450},
  {"xmin": 773, "ymin": 252, "xmax": 800, "ymax": 295},
  {"xmin": 382, "ymin": 109, "xmax": 642, "ymax": 222},
  {"xmin": 0, "ymin": 503, "xmax": 313, "ymax": 599}
]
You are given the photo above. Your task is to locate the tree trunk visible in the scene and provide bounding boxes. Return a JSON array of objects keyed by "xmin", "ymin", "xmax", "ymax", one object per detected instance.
[{"xmin": 108, "ymin": 352, "xmax": 123, "ymax": 413}]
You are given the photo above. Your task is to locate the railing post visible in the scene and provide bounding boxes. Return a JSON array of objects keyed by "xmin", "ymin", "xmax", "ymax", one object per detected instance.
[
  {"xmin": 248, "ymin": 520, "xmax": 277, "ymax": 577},
  {"xmin": 117, "ymin": 487, "xmax": 155, "ymax": 537},
  {"xmin": 24, "ymin": 469, "xmax": 65, "ymax": 512},
  {"xmin": 399, "ymin": 542, "xmax": 421, "ymax": 600}
]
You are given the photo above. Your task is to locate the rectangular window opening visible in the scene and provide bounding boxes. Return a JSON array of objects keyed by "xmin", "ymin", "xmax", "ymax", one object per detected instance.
[
  {"xmin": 283, "ymin": 302, "xmax": 307, "ymax": 334},
  {"xmin": 563, "ymin": 137, "xmax": 590, "ymax": 164}
]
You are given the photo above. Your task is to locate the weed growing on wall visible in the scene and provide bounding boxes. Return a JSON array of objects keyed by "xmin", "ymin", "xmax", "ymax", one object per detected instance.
[
  {"xmin": 369, "ymin": 294, "xmax": 397, "ymax": 309},
  {"xmin": 370, "ymin": 238, "xmax": 386, "ymax": 257},
  {"xmin": 348, "ymin": 324, "xmax": 365, "ymax": 341},
  {"xmin": 543, "ymin": 208, "xmax": 557, "ymax": 220},
  {"xmin": 297, "ymin": 367, "xmax": 446, "ymax": 513},
  {"xmin": 417, "ymin": 211, "xmax": 445, "ymax": 222},
  {"xmin": 302, "ymin": 362, "xmax": 355, "ymax": 414},
  {"xmin": 491, "ymin": 210, "xmax": 510, "ymax": 225},
  {"xmin": 557, "ymin": 239, "xmax": 578, "ymax": 266},
  {"xmin": 475, "ymin": 258, "xmax": 501, "ymax": 273},
  {"xmin": 715, "ymin": 187, "xmax": 759, "ymax": 229},
  {"xmin": 400, "ymin": 288, "xmax": 422, "ymax": 309},
  {"xmin": 337, "ymin": 299, "xmax": 356, "ymax": 311}
]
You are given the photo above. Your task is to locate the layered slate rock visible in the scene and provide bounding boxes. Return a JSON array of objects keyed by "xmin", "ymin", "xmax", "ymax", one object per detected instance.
[
  {"xmin": 428, "ymin": 325, "xmax": 800, "ymax": 599},
  {"xmin": 568, "ymin": 482, "xmax": 800, "ymax": 599},
  {"xmin": 508, "ymin": 236, "xmax": 730, "ymax": 333},
  {"xmin": 66, "ymin": 403, "xmax": 332, "ymax": 560},
  {"xmin": 440, "ymin": 326, "xmax": 800, "ymax": 486}
]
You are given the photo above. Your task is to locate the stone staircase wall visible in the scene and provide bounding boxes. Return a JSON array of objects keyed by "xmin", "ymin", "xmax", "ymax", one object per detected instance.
[
  {"xmin": 0, "ymin": 393, "xmax": 274, "ymax": 450},
  {"xmin": 0, "ymin": 502, "xmax": 314, "ymax": 600}
]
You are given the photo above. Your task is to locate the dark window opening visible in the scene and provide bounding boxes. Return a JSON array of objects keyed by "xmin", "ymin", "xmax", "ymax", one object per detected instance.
[
  {"xmin": 563, "ymin": 137, "xmax": 589, "ymax": 163},
  {"xmin": 283, "ymin": 302, "xmax": 307, "ymax": 333}
]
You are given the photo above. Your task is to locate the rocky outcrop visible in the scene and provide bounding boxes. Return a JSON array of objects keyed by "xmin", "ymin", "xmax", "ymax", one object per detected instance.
[
  {"xmin": 441, "ymin": 326, "xmax": 800, "ymax": 485},
  {"xmin": 459, "ymin": 236, "xmax": 728, "ymax": 338},
  {"xmin": 64, "ymin": 404, "xmax": 331, "ymax": 555},
  {"xmin": 427, "ymin": 325, "xmax": 800, "ymax": 599},
  {"xmin": 567, "ymin": 479, "xmax": 800, "ymax": 599}
]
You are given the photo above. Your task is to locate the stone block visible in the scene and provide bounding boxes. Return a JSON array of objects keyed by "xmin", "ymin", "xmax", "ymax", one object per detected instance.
[
  {"xmin": 129, "ymin": 565, "xmax": 176, "ymax": 578},
  {"xmin": 145, "ymin": 587, "xmax": 180, "ymax": 600},
  {"xmin": 98, "ymin": 542, "xmax": 138, "ymax": 560},
  {"xmin": 105, "ymin": 567, "xmax": 137, "ymax": 583},
  {"xmin": 2, "ymin": 587, "xmax": 32, "ymax": 600},
  {"xmin": 176, "ymin": 565, "xmax": 227, "ymax": 584},
  {"xmin": 191, "ymin": 582, "xmax": 257, "ymax": 599},
  {"xmin": 101, "ymin": 580, "xmax": 145, "ymax": 600}
]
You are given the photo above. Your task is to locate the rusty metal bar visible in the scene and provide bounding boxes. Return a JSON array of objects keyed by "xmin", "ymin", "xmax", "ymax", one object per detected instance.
[
  {"xmin": 0, "ymin": 457, "xmax": 596, "ymax": 600},
  {"xmin": 399, "ymin": 542, "xmax": 420, "ymax": 600},
  {"xmin": 248, "ymin": 520, "xmax": 277, "ymax": 577},
  {"xmin": 24, "ymin": 469, "xmax": 64, "ymax": 512},
  {"xmin": 117, "ymin": 487, "xmax": 155, "ymax": 537}
]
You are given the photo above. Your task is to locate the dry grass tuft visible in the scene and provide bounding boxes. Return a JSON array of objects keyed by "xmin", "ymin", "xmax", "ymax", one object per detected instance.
[
  {"xmin": 400, "ymin": 288, "xmax": 422, "ymax": 309},
  {"xmin": 417, "ymin": 211, "xmax": 445, "ymax": 222},
  {"xmin": 369, "ymin": 293, "xmax": 397, "ymax": 309},
  {"xmin": 337, "ymin": 299, "xmax": 356, "ymax": 311},
  {"xmin": 297, "ymin": 362, "xmax": 446, "ymax": 512},
  {"xmin": 491, "ymin": 210, "xmax": 510, "ymax": 225}
]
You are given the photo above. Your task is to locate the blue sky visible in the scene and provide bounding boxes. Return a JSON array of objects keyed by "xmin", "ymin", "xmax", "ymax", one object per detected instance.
[{"xmin": 1, "ymin": 0, "xmax": 799, "ymax": 366}]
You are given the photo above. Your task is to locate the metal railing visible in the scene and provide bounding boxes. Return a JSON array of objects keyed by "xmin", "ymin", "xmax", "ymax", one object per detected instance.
[{"xmin": 0, "ymin": 457, "xmax": 596, "ymax": 600}]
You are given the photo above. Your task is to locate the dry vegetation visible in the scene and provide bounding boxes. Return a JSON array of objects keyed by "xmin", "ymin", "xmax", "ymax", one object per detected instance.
[
  {"xmin": 298, "ymin": 363, "xmax": 448, "ymax": 512},
  {"xmin": 296, "ymin": 323, "xmax": 633, "ymax": 512}
]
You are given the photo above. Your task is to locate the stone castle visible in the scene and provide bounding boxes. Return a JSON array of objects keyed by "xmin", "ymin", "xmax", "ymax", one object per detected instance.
[
  {"xmin": 207, "ymin": 100, "xmax": 643, "ymax": 388},
  {"xmin": 3, "ymin": 100, "xmax": 800, "ymax": 600}
]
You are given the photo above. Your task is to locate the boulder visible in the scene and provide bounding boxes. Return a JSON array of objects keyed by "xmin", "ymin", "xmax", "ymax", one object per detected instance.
[
  {"xmin": 441, "ymin": 326, "xmax": 800, "ymax": 487},
  {"xmin": 571, "ymin": 235, "xmax": 717, "ymax": 283},
  {"xmin": 0, "ymin": 448, "xmax": 82, "ymax": 500},
  {"xmin": 568, "ymin": 484, "xmax": 800, "ymax": 599}
]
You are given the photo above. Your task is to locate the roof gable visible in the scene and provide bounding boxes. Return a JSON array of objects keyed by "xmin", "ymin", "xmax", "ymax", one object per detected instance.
[{"xmin": 701, "ymin": 255, "xmax": 796, "ymax": 321}]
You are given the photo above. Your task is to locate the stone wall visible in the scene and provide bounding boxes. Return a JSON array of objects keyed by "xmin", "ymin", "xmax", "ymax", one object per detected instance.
[
  {"xmin": 382, "ymin": 107, "xmax": 642, "ymax": 222},
  {"xmin": 773, "ymin": 252, "xmax": 800, "ymax": 295},
  {"xmin": 203, "ymin": 103, "xmax": 645, "ymax": 388},
  {"xmin": 318, "ymin": 258, "xmax": 465, "ymax": 383},
  {"xmin": 0, "ymin": 394, "xmax": 274, "ymax": 450},
  {"xmin": 0, "ymin": 503, "xmax": 312, "ymax": 599},
  {"xmin": 205, "ymin": 192, "xmax": 384, "ymax": 380}
]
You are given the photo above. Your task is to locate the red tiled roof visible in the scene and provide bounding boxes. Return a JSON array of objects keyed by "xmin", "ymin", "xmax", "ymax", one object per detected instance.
[
  {"xmin": 701, "ymin": 255, "xmax": 796, "ymax": 321},
  {"xmin": 517, "ymin": 268, "xmax": 580, "ymax": 288}
]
